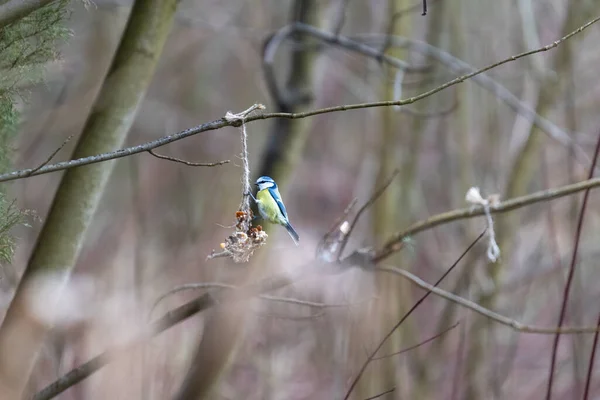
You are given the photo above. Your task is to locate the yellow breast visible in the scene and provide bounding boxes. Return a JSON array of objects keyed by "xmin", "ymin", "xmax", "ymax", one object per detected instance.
[{"xmin": 257, "ymin": 189, "xmax": 284, "ymax": 224}]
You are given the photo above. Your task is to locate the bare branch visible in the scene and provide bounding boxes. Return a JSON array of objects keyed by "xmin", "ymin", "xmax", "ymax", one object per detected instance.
[
  {"xmin": 373, "ymin": 177, "xmax": 600, "ymax": 262},
  {"xmin": 0, "ymin": 117, "xmax": 236, "ymax": 183},
  {"xmin": 378, "ymin": 266, "xmax": 600, "ymax": 334},
  {"xmin": 1, "ymin": 15, "xmax": 598, "ymax": 183},
  {"xmin": 147, "ymin": 149, "xmax": 229, "ymax": 167}
]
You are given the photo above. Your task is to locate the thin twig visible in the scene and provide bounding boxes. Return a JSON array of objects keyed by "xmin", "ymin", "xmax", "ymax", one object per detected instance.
[
  {"xmin": 1, "ymin": 16, "xmax": 598, "ymax": 183},
  {"xmin": 379, "ymin": 0, "xmax": 437, "ymax": 55},
  {"xmin": 317, "ymin": 197, "xmax": 358, "ymax": 260},
  {"xmin": 205, "ymin": 249, "xmax": 231, "ymax": 260},
  {"xmin": 147, "ymin": 149, "xmax": 229, "ymax": 167},
  {"xmin": 343, "ymin": 231, "xmax": 484, "ymax": 400},
  {"xmin": 450, "ymin": 320, "xmax": 467, "ymax": 400},
  {"xmin": 316, "ymin": 197, "xmax": 358, "ymax": 253},
  {"xmin": 400, "ymin": 96, "xmax": 458, "ymax": 118},
  {"xmin": 364, "ymin": 387, "xmax": 396, "ymax": 400},
  {"xmin": 149, "ymin": 283, "xmax": 234, "ymax": 318},
  {"xmin": 337, "ymin": 169, "xmax": 400, "ymax": 260},
  {"xmin": 29, "ymin": 134, "xmax": 75, "ymax": 175},
  {"xmin": 583, "ymin": 312, "xmax": 600, "ymax": 400},
  {"xmin": 332, "ymin": 0, "xmax": 351, "ymax": 36},
  {"xmin": 372, "ymin": 321, "xmax": 460, "ymax": 360},
  {"xmin": 547, "ymin": 131, "xmax": 600, "ymax": 399}
]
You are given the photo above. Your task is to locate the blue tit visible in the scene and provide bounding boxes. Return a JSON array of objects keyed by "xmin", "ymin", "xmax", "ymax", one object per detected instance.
[{"xmin": 254, "ymin": 176, "xmax": 299, "ymax": 245}]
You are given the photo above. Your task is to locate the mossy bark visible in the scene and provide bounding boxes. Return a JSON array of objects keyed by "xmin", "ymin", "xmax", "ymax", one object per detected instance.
[{"xmin": 0, "ymin": 0, "xmax": 54, "ymax": 29}]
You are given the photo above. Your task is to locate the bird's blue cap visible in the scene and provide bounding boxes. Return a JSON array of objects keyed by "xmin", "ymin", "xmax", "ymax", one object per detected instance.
[{"xmin": 255, "ymin": 176, "xmax": 275, "ymax": 185}]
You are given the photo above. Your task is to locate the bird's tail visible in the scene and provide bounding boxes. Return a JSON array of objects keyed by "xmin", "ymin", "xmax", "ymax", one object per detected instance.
[{"xmin": 285, "ymin": 223, "xmax": 300, "ymax": 246}]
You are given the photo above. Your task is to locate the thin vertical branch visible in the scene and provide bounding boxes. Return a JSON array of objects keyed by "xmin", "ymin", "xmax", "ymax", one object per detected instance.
[
  {"xmin": 583, "ymin": 312, "xmax": 600, "ymax": 399},
  {"xmin": 371, "ymin": 321, "xmax": 459, "ymax": 359},
  {"xmin": 546, "ymin": 131, "xmax": 600, "ymax": 399},
  {"xmin": 337, "ymin": 169, "xmax": 400, "ymax": 260},
  {"xmin": 450, "ymin": 319, "xmax": 468, "ymax": 400},
  {"xmin": 331, "ymin": 0, "xmax": 350, "ymax": 35}
]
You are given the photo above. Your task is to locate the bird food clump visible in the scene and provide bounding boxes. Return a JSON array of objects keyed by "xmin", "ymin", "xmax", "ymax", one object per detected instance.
[{"xmin": 208, "ymin": 209, "xmax": 268, "ymax": 263}]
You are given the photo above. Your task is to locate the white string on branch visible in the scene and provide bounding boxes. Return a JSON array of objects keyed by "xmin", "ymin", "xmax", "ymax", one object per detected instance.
[
  {"xmin": 465, "ymin": 187, "xmax": 501, "ymax": 262},
  {"xmin": 209, "ymin": 104, "xmax": 268, "ymax": 263},
  {"xmin": 224, "ymin": 103, "xmax": 265, "ymax": 217}
]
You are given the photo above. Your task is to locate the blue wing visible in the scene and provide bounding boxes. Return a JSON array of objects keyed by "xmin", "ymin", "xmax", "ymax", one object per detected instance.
[{"xmin": 268, "ymin": 186, "xmax": 289, "ymax": 221}]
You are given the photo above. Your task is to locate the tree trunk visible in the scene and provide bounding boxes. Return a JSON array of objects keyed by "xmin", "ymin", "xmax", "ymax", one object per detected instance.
[{"xmin": 0, "ymin": 0, "xmax": 177, "ymax": 397}]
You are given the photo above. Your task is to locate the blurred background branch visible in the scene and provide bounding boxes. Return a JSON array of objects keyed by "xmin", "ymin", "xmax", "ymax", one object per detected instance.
[{"xmin": 34, "ymin": 172, "xmax": 600, "ymax": 398}]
